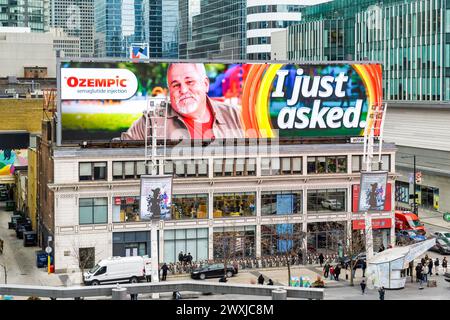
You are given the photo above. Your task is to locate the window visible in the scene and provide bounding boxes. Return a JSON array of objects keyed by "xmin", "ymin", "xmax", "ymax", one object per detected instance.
[
  {"xmin": 213, "ymin": 158, "xmax": 257, "ymax": 177},
  {"xmin": 213, "ymin": 226, "xmax": 256, "ymax": 259},
  {"xmin": 261, "ymin": 191, "xmax": 302, "ymax": 215},
  {"xmin": 352, "ymin": 155, "xmax": 390, "ymax": 172},
  {"xmin": 112, "ymin": 197, "xmax": 140, "ymax": 223},
  {"xmin": 171, "ymin": 194, "xmax": 208, "ymax": 220},
  {"xmin": 163, "ymin": 228, "xmax": 208, "ymax": 263},
  {"xmin": 307, "ymin": 156, "xmax": 347, "ymax": 174},
  {"xmin": 79, "ymin": 162, "xmax": 107, "ymax": 181},
  {"xmin": 213, "ymin": 192, "xmax": 256, "ymax": 217},
  {"xmin": 307, "ymin": 189, "xmax": 347, "ymax": 213},
  {"xmin": 79, "ymin": 198, "xmax": 108, "ymax": 224}
]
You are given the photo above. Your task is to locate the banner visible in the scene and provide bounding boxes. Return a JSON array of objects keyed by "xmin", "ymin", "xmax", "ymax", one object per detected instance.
[
  {"xmin": 140, "ymin": 175, "xmax": 172, "ymax": 220},
  {"xmin": 358, "ymin": 171, "xmax": 388, "ymax": 212},
  {"xmin": 59, "ymin": 61, "xmax": 382, "ymax": 143}
]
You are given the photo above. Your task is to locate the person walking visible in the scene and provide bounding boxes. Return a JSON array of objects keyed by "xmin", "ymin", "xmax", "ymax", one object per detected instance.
[
  {"xmin": 378, "ymin": 286, "xmax": 385, "ymax": 300},
  {"xmin": 329, "ymin": 265, "xmax": 335, "ymax": 281},
  {"xmin": 161, "ymin": 263, "xmax": 169, "ymax": 281},
  {"xmin": 323, "ymin": 262, "xmax": 330, "ymax": 278},
  {"xmin": 360, "ymin": 280, "xmax": 366, "ymax": 295},
  {"xmin": 415, "ymin": 263, "xmax": 422, "ymax": 283},
  {"xmin": 334, "ymin": 264, "xmax": 341, "ymax": 281},
  {"xmin": 442, "ymin": 257, "xmax": 448, "ymax": 274},
  {"xmin": 178, "ymin": 251, "xmax": 184, "ymax": 264},
  {"xmin": 427, "ymin": 259, "xmax": 433, "ymax": 276},
  {"xmin": 257, "ymin": 274, "xmax": 265, "ymax": 285},
  {"xmin": 434, "ymin": 258, "xmax": 440, "ymax": 276},
  {"xmin": 319, "ymin": 253, "xmax": 324, "ymax": 267}
]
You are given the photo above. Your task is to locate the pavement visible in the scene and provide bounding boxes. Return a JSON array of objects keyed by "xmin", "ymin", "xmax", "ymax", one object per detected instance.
[{"xmin": 417, "ymin": 208, "xmax": 450, "ymax": 231}]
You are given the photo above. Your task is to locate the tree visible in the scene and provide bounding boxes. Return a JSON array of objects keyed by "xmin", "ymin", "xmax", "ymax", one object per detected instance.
[
  {"xmin": 213, "ymin": 229, "xmax": 243, "ymax": 279},
  {"xmin": 70, "ymin": 240, "xmax": 102, "ymax": 284},
  {"xmin": 260, "ymin": 224, "xmax": 306, "ymax": 286}
]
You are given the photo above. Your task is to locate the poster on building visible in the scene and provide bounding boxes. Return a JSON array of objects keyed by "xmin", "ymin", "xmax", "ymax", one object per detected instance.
[
  {"xmin": 130, "ymin": 44, "xmax": 149, "ymax": 59},
  {"xmin": 358, "ymin": 171, "xmax": 388, "ymax": 212},
  {"xmin": 139, "ymin": 175, "xmax": 172, "ymax": 221},
  {"xmin": 0, "ymin": 149, "xmax": 28, "ymax": 176},
  {"xmin": 58, "ymin": 60, "xmax": 382, "ymax": 144}
]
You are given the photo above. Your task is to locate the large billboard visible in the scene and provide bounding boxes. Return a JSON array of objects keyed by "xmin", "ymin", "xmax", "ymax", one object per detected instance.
[{"xmin": 59, "ymin": 61, "xmax": 382, "ymax": 143}]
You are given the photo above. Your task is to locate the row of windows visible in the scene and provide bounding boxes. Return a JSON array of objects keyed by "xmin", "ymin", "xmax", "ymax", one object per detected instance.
[
  {"xmin": 247, "ymin": 5, "xmax": 302, "ymax": 15},
  {"xmin": 79, "ymin": 155, "xmax": 391, "ymax": 181},
  {"xmin": 79, "ymin": 188, "xmax": 350, "ymax": 225},
  {"xmin": 247, "ymin": 20, "xmax": 298, "ymax": 30}
]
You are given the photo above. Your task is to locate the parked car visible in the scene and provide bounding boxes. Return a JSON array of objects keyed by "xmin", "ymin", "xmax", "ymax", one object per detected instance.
[
  {"xmin": 433, "ymin": 231, "xmax": 450, "ymax": 242},
  {"xmin": 429, "ymin": 238, "xmax": 450, "ymax": 255},
  {"xmin": 395, "ymin": 211, "xmax": 426, "ymax": 235},
  {"xmin": 191, "ymin": 263, "xmax": 237, "ymax": 280},
  {"xmin": 83, "ymin": 256, "xmax": 151, "ymax": 286},
  {"xmin": 321, "ymin": 199, "xmax": 343, "ymax": 211},
  {"xmin": 396, "ymin": 230, "xmax": 426, "ymax": 244},
  {"xmin": 339, "ymin": 253, "xmax": 366, "ymax": 269}
]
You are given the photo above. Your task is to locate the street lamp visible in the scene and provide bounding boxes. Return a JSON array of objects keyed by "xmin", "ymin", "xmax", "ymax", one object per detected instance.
[{"xmin": 401, "ymin": 155, "xmax": 418, "ymax": 216}]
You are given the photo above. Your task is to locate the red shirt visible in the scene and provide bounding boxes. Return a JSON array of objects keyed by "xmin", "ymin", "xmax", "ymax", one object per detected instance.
[{"xmin": 182, "ymin": 106, "xmax": 215, "ymax": 140}]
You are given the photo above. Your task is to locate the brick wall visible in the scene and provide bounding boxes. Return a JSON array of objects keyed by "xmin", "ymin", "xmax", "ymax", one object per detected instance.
[{"xmin": 0, "ymin": 99, "xmax": 43, "ymax": 133}]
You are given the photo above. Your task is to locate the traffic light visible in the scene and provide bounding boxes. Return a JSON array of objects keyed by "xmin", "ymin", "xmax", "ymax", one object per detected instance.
[{"xmin": 415, "ymin": 171, "xmax": 422, "ymax": 184}]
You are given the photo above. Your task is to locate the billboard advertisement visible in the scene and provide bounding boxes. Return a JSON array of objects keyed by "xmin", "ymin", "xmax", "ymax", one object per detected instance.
[
  {"xmin": 59, "ymin": 61, "xmax": 382, "ymax": 143},
  {"xmin": 358, "ymin": 171, "xmax": 388, "ymax": 212},
  {"xmin": 140, "ymin": 175, "xmax": 172, "ymax": 220}
]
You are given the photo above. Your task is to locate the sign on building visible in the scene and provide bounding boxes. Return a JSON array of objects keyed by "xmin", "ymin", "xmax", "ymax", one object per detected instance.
[
  {"xmin": 139, "ymin": 175, "xmax": 172, "ymax": 221},
  {"xmin": 358, "ymin": 171, "xmax": 388, "ymax": 212}
]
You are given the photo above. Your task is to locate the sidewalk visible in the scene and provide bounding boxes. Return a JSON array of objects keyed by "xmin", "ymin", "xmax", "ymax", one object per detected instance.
[{"xmin": 417, "ymin": 208, "xmax": 450, "ymax": 230}]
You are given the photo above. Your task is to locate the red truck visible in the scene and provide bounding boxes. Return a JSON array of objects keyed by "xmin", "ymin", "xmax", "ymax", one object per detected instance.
[{"xmin": 395, "ymin": 210, "xmax": 426, "ymax": 235}]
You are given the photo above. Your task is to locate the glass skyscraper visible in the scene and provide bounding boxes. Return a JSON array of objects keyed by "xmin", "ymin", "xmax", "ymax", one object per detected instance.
[
  {"xmin": 178, "ymin": 0, "xmax": 201, "ymax": 59},
  {"xmin": 288, "ymin": 0, "xmax": 449, "ymax": 102},
  {"xmin": 0, "ymin": 0, "xmax": 49, "ymax": 32},
  {"xmin": 187, "ymin": 0, "xmax": 246, "ymax": 59},
  {"xmin": 94, "ymin": 0, "xmax": 145, "ymax": 58}
]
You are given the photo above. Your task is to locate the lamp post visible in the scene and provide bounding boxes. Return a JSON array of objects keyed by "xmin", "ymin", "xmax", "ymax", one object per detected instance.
[{"xmin": 401, "ymin": 155, "xmax": 418, "ymax": 216}]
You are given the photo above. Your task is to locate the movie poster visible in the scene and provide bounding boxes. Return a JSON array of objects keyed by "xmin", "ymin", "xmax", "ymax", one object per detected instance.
[
  {"xmin": 358, "ymin": 171, "xmax": 388, "ymax": 212},
  {"xmin": 140, "ymin": 175, "xmax": 172, "ymax": 220}
]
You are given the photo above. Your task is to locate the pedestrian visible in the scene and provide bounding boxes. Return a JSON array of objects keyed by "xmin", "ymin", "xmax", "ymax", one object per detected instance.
[
  {"xmin": 219, "ymin": 276, "xmax": 228, "ymax": 283},
  {"xmin": 298, "ymin": 250, "xmax": 303, "ymax": 264},
  {"xmin": 172, "ymin": 291, "xmax": 182, "ymax": 300},
  {"xmin": 334, "ymin": 264, "xmax": 341, "ymax": 281},
  {"xmin": 323, "ymin": 262, "xmax": 330, "ymax": 278},
  {"xmin": 442, "ymin": 257, "xmax": 448, "ymax": 274},
  {"xmin": 421, "ymin": 257, "xmax": 426, "ymax": 267},
  {"xmin": 178, "ymin": 251, "xmax": 184, "ymax": 263},
  {"xmin": 415, "ymin": 263, "xmax": 422, "ymax": 283},
  {"xmin": 329, "ymin": 265, "xmax": 335, "ymax": 281},
  {"xmin": 257, "ymin": 274, "xmax": 265, "ymax": 285},
  {"xmin": 378, "ymin": 286, "xmax": 385, "ymax": 300},
  {"xmin": 161, "ymin": 263, "xmax": 169, "ymax": 281},
  {"xmin": 434, "ymin": 258, "xmax": 440, "ymax": 276},
  {"xmin": 427, "ymin": 259, "xmax": 433, "ymax": 276},
  {"xmin": 362, "ymin": 260, "xmax": 367, "ymax": 277},
  {"xmin": 319, "ymin": 253, "xmax": 324, "ymax": 267},
  {"xmin": 360, "ymin": 280, "xmax": 366, "ymax": 294},
  {"xmin": 407, "ymin": 261, "xmax": 413, "ymax": 277},
  {"xmin": 130, "ymin": 293, "xmax": 138, "ymax": 300},
  {"xmin": 268, "ymin": 279, "xmax": 274, "ymax": 285},
  {"xmin": 187, "ymin": 252, "xmax": 193, "ymax": 265}
]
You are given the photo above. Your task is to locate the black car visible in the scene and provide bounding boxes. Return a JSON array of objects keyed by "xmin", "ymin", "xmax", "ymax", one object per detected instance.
[
  {"xmin": 429, "ymin": 238, "xmax": 450, "ymax": 255},
  {"xmin": 191, "ymin": 264, "xmax": 237, "ymax": 280}
]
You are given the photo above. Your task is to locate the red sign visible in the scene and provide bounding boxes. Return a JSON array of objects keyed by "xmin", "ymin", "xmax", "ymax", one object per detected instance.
[
  {"xmin": 114, "ymin": 197, "xmax": 122, "ymax": 205},
  {"xmin": 353, "ymin": 183, "xmax": 391, "ymax": 212},
  {"xmin": 126, "ymin": 197, "xmax": 135, "ymax": 204},
  {"xmin": 352, "ymin": 218, "xmax": 392, "ymax": 230}
]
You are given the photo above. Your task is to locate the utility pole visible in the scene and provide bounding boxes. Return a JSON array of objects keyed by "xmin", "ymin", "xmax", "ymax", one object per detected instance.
[
  {"xmin": 413, "ymin": 155, "xmax": 418, "ymax": 216},
  {"xmin": 0, "ymin": 264, "xmax": 6, "ymax": 284}
]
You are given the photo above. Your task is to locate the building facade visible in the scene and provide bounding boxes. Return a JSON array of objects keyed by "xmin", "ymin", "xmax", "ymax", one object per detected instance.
[
  {"xmin": 0, "ymin": 0, "xmax": 49, "ymax": 32},
  {"xmin": 186, "ymin": 0, "xmax": 246, "ymax": 59},
  {"xmin": 43, "ymin": 141, "xmax": 397, "ymax": 272},
  {"xmin": 282, "ymin": 0, "xmax": 450, "ymax": 213},
  {"xmin": 49, "ymin": 0, "xmax": 94, "ymax": 57},
  {"xmin": 178, "ymin": 0, "xmax": 201, "ymax": 59}
]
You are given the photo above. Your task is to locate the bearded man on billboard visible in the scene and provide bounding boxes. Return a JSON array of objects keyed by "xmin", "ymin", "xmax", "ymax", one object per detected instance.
[{"xmin": 121, "ymin": 63, "xmax": 244, "ymax": 140}]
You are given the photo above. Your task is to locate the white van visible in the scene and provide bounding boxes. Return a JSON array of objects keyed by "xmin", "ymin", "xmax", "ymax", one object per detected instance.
[{"xmin": 83, "ymin": 256, "xmax": 151, "ymax": 286}]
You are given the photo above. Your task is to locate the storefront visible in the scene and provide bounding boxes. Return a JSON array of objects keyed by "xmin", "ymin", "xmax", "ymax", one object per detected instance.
[
  {"xmin": 261, "ymin": 223, "xmax": 303, "ymax": 256},
  {"xmin": 112, "ymin": 231, "xmax": 151, "ymax": 257},
  {"xmin": 112, "ymin": 196, "xmax": 140, "ymax": 223},
  {"xmin": 213, "ymin": 226, "xmax": 256, "ymax": 259},
  {"xmin": 163, "ymin": 228, "xmax": 208, "ymax": 263},
  {"xmin": 307, "ymin": 222, "xmax": 345, "ymax": 254},
  {"xmin": 352, "ymin": 218, "xmax": 392, "ymax": 251}
]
